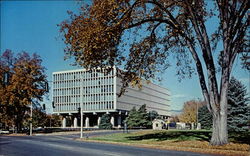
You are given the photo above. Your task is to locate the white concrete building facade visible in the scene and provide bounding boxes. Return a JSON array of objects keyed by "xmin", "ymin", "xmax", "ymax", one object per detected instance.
[{"xmin": 52, "ymin": 67, "xmax": 170, "ymax": 128}]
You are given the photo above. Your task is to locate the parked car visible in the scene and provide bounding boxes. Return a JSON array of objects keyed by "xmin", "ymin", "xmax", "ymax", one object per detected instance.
[
  {"xmin": 0, "ymin": 130, "xmax": 10, "ymax": 134},
  {"xmin": 25, "ymin": 127, "xmax": 52, "ymax": 134}
]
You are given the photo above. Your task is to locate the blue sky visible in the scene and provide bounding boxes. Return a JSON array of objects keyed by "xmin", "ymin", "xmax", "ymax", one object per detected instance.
[{"xmin": 1, "ymin": 1, "xmax": 249, "ymax": 114}]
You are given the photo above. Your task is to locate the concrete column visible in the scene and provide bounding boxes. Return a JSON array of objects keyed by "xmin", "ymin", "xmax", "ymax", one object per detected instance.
[
  {"xmin": 62, "ymin": 117, "xmax": 66, "ymax": 128},
  {"xmin": 85, "ymin": 117, "xmax": 89, "ymax": 128},
  {"xmin": 74, "ymin": 117, "xmax": 78, "ymax": 128},
  {"xmin": 125, "ymin": 111, "xmax": 128, "ymax": 116},
  {"xmin": 110, "ymin": 116, "xmax": 114, "ymax": 127},
  {"xmin": 97, "ymin": 116, "xmax": 101, "ymax": 126},
  {"xmin": 197, "ymin": 123, "xmax": 201, "ymax": 130},
  {"xmin": 191, "ymin": 123, "xmax": 194, "ymax": 130},
  {"xmin": 117, "ymin": 116, "xmax": 121, "ymax": 128}
]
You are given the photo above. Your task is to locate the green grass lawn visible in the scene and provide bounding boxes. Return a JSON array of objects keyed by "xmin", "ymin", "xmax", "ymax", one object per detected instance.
[
  {"xmin": 90, "ymin": 130, "xmax": 212, "ymax": 143},
  {"xmin": 86, "ymin": 130, "xmax": 250, "ymax": 156},
  {"xmin": 90, "ymin": 129, "xmax": 250, "ymax": 143}
]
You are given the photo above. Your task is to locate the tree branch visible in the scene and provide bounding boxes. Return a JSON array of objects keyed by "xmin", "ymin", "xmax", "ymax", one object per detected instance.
[
  {"xmin": 126, "ymin": 18, "xmax": 171, "ymax": 29},
  {"xmin": 145, "ymin": 0, "xmax": 216, "ymax": 111},
  {"xmin": 227, "ymin": 0, "xmax": 249, "ymax": 53},
  {"xmin": 184, "ymin": 1, "xmax": 220, "ymax": 108},
  {"xmin": 150, "ymin": 22, "xmax": 161, "ymax": 39},
  {"xmin": 185, "ymin": 39, "xmax": 213, "ymax": 112}
]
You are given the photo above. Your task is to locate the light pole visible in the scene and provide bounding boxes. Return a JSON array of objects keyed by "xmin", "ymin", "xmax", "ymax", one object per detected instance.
[
  {"xmin": 29, "ymin": 81, "xmax": 48, "ymax": 136},
  {"xmin": 50, "ymin": 118, "xmax": 52, "ymax": 127},
  {"xmin": 30, "ymin": 102, "xmax": 33, "ymax": 136},
  {"xmin": 196, "ymin": 101, "xmax": 199, "ymax": 130},
  {"xmin": 80, "ymin": 74, "xmax": 83, "ymax": 138}
]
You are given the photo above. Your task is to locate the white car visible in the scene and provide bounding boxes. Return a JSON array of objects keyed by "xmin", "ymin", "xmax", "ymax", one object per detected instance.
[{"xmin": 0, "ymin": 130, "xmax": 10, "ymax": 134}]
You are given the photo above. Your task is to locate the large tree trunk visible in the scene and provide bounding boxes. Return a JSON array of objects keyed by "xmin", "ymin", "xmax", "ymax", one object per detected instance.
[
  {"xmin": 210, "ymin": 111, "xmax": 228, "ymax": 145},
  {"xmin": 210, "ymin": 82, "xmax": 229, "ymax": 145}
]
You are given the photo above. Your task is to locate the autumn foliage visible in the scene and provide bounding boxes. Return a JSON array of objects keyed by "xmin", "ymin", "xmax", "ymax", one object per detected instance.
[
  {"xmin": 179, "ymin": 100, "xmax": 205, "ymax": 124},
  {"xmin": 0, "ymin": 50, "xmax": 48, "ymax": 130},
  {"xmin": 59, "ymin": 0, "xmax": 249, "ymax": 145}
]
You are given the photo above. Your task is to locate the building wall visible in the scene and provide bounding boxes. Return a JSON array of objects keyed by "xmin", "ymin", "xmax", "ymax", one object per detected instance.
[
  {"xmin": 53, "ymin": 68, "xmax": 115, "ymax": 114},
  {"xmin": 116, "ymin": 77, "xmax": 171, "ymax": 116},
  {"xmin": 52, "ymin": 67, "xmax": 171, "ymax": 127}
]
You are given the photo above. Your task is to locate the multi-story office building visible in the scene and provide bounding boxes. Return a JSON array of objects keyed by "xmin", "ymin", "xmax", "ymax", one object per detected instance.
[{"xmin": 52, "ymin": 67, "xmax": 170, "ymax": 128}]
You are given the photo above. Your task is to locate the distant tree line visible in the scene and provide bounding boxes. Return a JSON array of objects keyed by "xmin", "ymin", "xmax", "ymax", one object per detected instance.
[{"xmin": 22, "ymin": 108, "xmax": 62, "ymax": 129}]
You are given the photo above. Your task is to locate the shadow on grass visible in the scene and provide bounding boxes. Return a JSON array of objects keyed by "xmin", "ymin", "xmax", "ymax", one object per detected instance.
[
  {"xmin": 126, "ymin": 130, "xmax": 211, "ymax": 142},
  {"xmin": 229, "ymin": 132, "xmax": 250, "ymax": 144},
  {"xmin": 126, "ymin": 130, "xmax": 250, "ymax": 144}
]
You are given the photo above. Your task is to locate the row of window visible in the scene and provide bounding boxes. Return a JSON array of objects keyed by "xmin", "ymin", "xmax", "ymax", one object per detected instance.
[
  {"xmin": 53, "ymin": 94, "xmax": 114, "ymax": 103},
  {"xmin": 53, "ymin": 102, "xmax": 114, "ymax": 111},
  {"xmin": 84, "ymin": 85, "xmax": 114, "ymax": 94},
  {"xmin": 53, "ymin": 78, "xmax": 114, "ymax": 89},
  {"xmin": 53, "ymin": 85, "xmax": 114, "ymax": 96},
  {"xmin": 53, "ymin": 69, "xmax": 114, "ymax": 81},
  {"xmin": 53, "ymin": 103, "xmax": 80, "ymax": 112}
]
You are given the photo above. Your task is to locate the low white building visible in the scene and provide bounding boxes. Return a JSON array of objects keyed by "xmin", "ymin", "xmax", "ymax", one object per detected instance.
[
  {"xmin": 176, "ymin": 122, "xmax": 186, "ymax": 130},
  {"xmin": 152, "ymin": 119, "xmax": 166, "ymax": 130}
]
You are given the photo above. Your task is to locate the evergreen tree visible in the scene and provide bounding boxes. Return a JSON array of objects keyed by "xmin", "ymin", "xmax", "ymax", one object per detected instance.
[
  {"xmin": 148, "ymin": 110, "xmax": 159, "ymax": 121},
  {"xmin": 99, "ymin": 114, "xmax": 112, "ymax": 129},
  {"xmin": 247, "ymin": 105, "xmax": 250, "ymax": 128},
  {"xmin": 126, "ymin": 104, "xmax": 151, "ymax": 128},
  {"xmin": 137, "ymin": 104, "xmax": 151, "ymax": 128},
  {"xmin": 125, "ymin": 107, "xmax": 139, "ymax": 128},
  {"xmin": 198, "ymin": 77, "xmax": 250, "ymax": 132},
  {"xmin": 198, "ymin": 105, "xmax": 212, "ymax": 130},
  {"xmin": 227, "ymin": 77, "xmax": 250, "ymax": 132}
]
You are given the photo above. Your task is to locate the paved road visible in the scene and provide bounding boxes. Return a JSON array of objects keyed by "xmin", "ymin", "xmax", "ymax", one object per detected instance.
[
  {"xmin": 48, "ymin": 130, "xmax": 139, "ymax": 139},
  {"xmin": 0, "ymin": 134, "xmax": 212, "ymax": 156}
]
